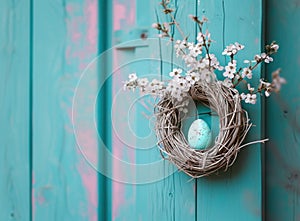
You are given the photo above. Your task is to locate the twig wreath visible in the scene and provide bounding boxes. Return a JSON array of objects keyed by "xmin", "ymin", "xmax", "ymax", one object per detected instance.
[{"xmin": 124, "ymin": 0, "xmax": 286, "ymax": 178}]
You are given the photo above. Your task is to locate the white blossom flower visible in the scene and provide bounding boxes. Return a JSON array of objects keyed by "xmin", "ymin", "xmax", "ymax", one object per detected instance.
[
  {"xmin": 187, "ymin": 42, "xmax": 194, "ymax": 50},
  {"xmin": 222, "ymin": 78, "xmax": 233, "ymax": 88},
  {"xmin": 163, "ymin": 22, "xmax": 170, "ymax": 30},
  {"xmin": 226, "ymin": 60, "xmax": 237, "ymax": 71},
  {"xmin": 240, "ymin": 93, "xmax": 247, "ymax": 100},
  {"xmin": 189, "ymin": 43, "xmax": 202, "ymax": 57},
  {"xmin": 144, "ymin": 79, "xmax": 164, "ymax": 95},
  {"xmin": 197, "ymin": 60, "xmax": 207, "ymax": 69},
  {"xmin": 241, "ymin": 93, "xmax": 257, "ymax": 104},
  {"xmin": 197, "ymin": 32, "xmax": 205, "ymax": 44},
  {"xmin": 166, "ymin": 80, "xmax": 176, "ymax": 93},
  {"xmin": 223, "ymin": 60, "xmax": 237, "ymax": 79},
  {"xmin": 245, "ymin": 93, "xmax": 257, "ymax": 104},
  {"xmin": 152, "ymin": 23, "xmax": 160, "ymax": 29},
  {"xmin": 259, "ymin": 79, "xmax": 272, "ymax": 97},
  {"xmin": 201, "ymin": 54, "xmax": 222, "ymax": 70},
  {"xmin": 169, "ymin": 68, "xmax": 182, "ymax": 78},
  {"xmin": 138, "ymin": 78, "xmax": 149, "ymax": 87},
  {"xmin": 270, "ymin": 43, "xmax": 279, "ymax": 52},
  {"xmin": 261, "ymin": 52, "xmax": 273, "ymax": 63},
  {"xmin": 183, "ymin": 54, "xmax": 196, "ymax": 67},
  {"xmin": 166, "ymin": 77, "xmax": 190, "ymax": 101},
  {"xmin": 123, "ymin": 81, "xmax": 136, "ymax": 91},
  {"xmin": 129, "ymin": 73, "xmax": 138, "ymax": 81},
  {"xmin": 200, "ymin": 69, "xmax": 215, "ymax": 83},
  {"xmin": 186, "ymin": 71, "xmax": 200, "ymax": 85},
  {"xmin": 172, "ymin": 89, "xmax": 187, "ymax": 102},
  {"xmin": 265, "ymin": 90, "xmax": 271, "ymax": 97},
  {"xmin": 174, "ymin": 40, "xmax": 187, "ymax": 54},
  {"xmin": 176, "ymin": 77, "xmax": 190, "ymax": 92},
  {"xmin": 222, "ymin": 44, "xmax": 237, "ymax": 56},
  {"xmin": 254, "ymin": 54, "xmax": 262, "ymax": 62},
  {"xmin": 222, "ymin": 42, "xmax": 244, "ymax": 56},
  {"xmin": 210, "ymin": 54, "xmax": 222, "ymax": 70},
  {"xmin": 223, "ymin": 70, "xmax": 234, "ymax": 79},
  {"xmin": 259, "ymin": 79, "xmax": 271, "ymax": 88},
  {"xmin": 234, "ymin": 42, "xmax": 245, "ymax": 50},
  {"xmin": 205, "ymin": 31, "xmax": 211, "ymax": 42},
  {"xmin": 242, "ymin": 67, "xmax": 253, "ymax": 79},
  {"xmin": 174, "ymin": 40, "xmax": 187, "ymax": 50}
]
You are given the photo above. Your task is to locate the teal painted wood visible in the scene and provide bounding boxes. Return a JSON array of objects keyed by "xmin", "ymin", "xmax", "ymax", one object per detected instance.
[
  {"xmin": 166, "ymin": 1, "xmax": 197, "ymax": 220},
  {"xmin": 0, "ymin": 1, "xmax": 31, "ymax": 220},
  {"xmin": 265, "ymin": 1, "xmax": 300, "ymax": 220},
  {"xmin": 196, "ymin": 1, "xmax": 263, "ymax": 220},
  {"xmin": 32, "ymin": 0, "xmax": 103, "ymax": 220},
  {"xmin": 110, "ymin": 0, "xmax": 196, "ymax": 220},
  {"xmin": 98, "ymin": 0, "xmax": 112, "ymax": 220}
]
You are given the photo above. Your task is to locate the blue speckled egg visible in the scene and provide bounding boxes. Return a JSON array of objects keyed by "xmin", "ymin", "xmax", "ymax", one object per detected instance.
[{"xmin": 188, "ymin": 119, "xmax": 212, "ymax": 149}]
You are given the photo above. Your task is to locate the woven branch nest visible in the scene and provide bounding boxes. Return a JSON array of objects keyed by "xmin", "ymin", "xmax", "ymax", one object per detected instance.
[{"xmin": 155, "ymin": 81, "xmax": 252, "ymax": 178}]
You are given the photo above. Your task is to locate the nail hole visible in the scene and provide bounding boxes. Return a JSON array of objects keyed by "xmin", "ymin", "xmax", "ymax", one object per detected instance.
[{"xmin": 140, "ymin": 33, "xmax": 148, "ymax": 40}]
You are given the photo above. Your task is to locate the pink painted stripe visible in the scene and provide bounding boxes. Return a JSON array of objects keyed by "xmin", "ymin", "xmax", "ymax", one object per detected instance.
[{"xmin": 112, "ymin": 0, "xmax": 136, "ymax": 219}]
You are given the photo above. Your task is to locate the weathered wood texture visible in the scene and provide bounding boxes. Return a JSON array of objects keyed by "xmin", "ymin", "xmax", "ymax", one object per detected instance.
[
  {"xmin": 32, "ymin": 1, "xmax": 101, "ymax": 220},
  {"xmin": 111, "ymin": 0, "xmax": 263, "ymax": 220},
  {"xmin": 0, "ymin": 1, "xmax": 31, "ymax": 220},
  {"xmin": 196, "ymin": 1, "xmax": 263, "ymax": 220},
  {"xmin": 0, "ymin": 0, "xmax": 268, "ymax": 220},
  {"xmin": 265, "ymin": 0, "xmax": 300, "ymax": 220},
  {"xmin": 110, "ymin": 0, "xmax": 196, "ymax": 220}
]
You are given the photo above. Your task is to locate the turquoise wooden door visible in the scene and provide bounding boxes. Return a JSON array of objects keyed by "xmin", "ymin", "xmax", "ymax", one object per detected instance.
[
  {"xmin": 265, "ymin": 1, "xmax": 300, "ymax": 220},
  {"xmin": 0, "ymin": 0, "xmax": 299, "ymax": 220}
]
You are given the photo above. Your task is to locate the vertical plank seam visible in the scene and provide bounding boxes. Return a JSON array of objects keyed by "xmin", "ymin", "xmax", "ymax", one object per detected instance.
[
  {"xmin": 154, "ymin": 8, "xmax": 163, "ymax": 80},
  {"xmin": 195, "ymin": 1, "xmax": 198, "ymax": 220},
  {"xmin": 222, "ymin": 0, "xmax": 226, "ymax": 64},
  {"xmin": 261, "ymin": 0, "xmax": 267, "ymax": 220},
  {"xmin": 29, "ymin": 0, "xmax": 34, "ymax": 220},
  {"xmin": 98, "ymin": 0, "xmax": 108, "ymax": 220},
  {"xmin": 173, "ymin": 1, "xmax": 178, "ymax": 220}
]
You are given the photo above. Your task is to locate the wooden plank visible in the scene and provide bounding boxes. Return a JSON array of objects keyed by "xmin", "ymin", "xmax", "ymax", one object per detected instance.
[
  {"xmin": 196, "ymin": 1, "xmax": 263, "ymax": 220},
  {"xmin": 32, "ymin": 0, "xmax": 103, "ymax": 220},
  {"xmin": 110, "ymin": 0, "xmax": 196, "ymax": 220},
  {"xmin": 0, "ymin": 1, "xmax": 31, "ymax": 220},
  {"xmin": 265, "ymin": 1, "xmax": 300, "ymax": 220}
]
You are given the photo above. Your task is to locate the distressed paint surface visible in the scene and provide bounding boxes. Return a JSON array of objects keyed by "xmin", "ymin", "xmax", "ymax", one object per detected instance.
[
  {"xmin": 32, "ymin": 0, "xmax": 100, "ymax": 220},
  {"xmin": 265, "ymin": 0, "xmax": 300, "ymax": 220},
  {"xmin": 110, "ymin": 0, "xmax": 196, "ymax": 220},
  {"xmin": 0, "ymin": 1, "xmax": 31, "ymax": 220},
  {"xmin": 196, "ymin": 1, "xmax": 263, "ymax": 220},
  {"xmin": 3, "ymin": 0, "xmax": 298, "ymax": 220}
]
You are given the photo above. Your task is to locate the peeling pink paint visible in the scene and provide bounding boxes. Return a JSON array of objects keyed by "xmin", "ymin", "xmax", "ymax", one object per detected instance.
[
  {"xmin": 128, "ymin": 0, "xmax": 136, "ymax": 26},
  {"xmin": 112, "ymin": 1, "xmax": 137, "ymax": 219},
  {"xmin": 64, "ymin": 0, "xmax": 99, "ymax": 220},
  {"xmin": 66, "ymin": 4, "xmax": 73, "ymax": 13},
  {"xmin": 37, "ymin": 191, "xmax": 46, "ymax": 205},
  {"xmin": 113, "ymin": 4, "xmax": 126, "ymax": 31},
  {"xmin": 113, "ymin": 0, "xmax": 135, "ymax": 31},
  {"xmin": 78, "ymin": 161, "xmax": 98, "ymax": 221},
  {"xmin": 75, "ymin": 128, "xmax": 99, "ymax": 165},
  {"xmin": 85, "ymin": 0, "xmax": 98, "ymax": 46}
]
